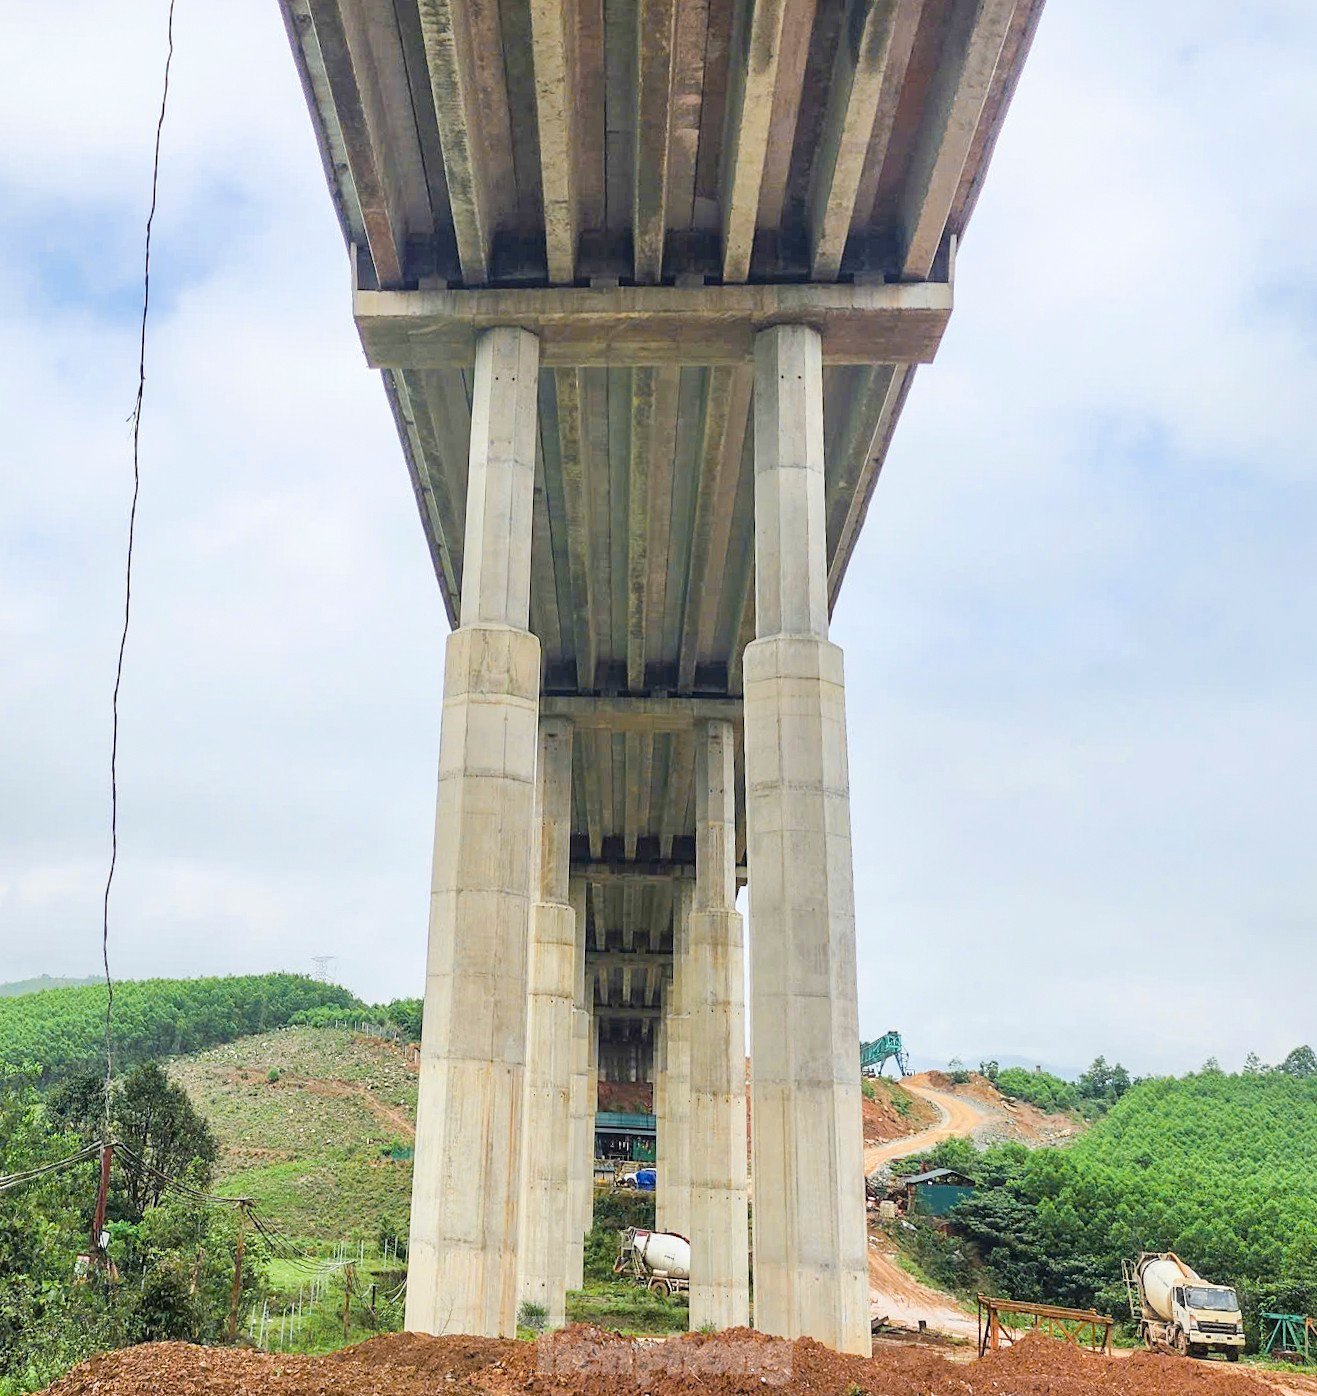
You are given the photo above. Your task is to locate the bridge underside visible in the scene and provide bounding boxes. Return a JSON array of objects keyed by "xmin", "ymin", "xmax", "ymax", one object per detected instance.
[{"xmin": 281, "ymin": 0, "xmax": 1041, "ymax": 1354}]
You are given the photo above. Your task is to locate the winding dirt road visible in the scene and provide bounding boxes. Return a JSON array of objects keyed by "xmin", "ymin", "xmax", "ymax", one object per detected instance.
[
  {"xmin": 864, "ymin": 1080, "xmax": 996, "ymax": 1173},
  {"xmin": 865, "ymin": 1080, "xmax": 999, "ymax": 1340}
]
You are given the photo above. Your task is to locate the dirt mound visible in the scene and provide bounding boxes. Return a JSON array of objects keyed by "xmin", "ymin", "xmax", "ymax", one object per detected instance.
[
  {"xmin": 42, "ymin": 1329, "xmax": 1285, "ymax": 1396},
  {"xmin": 902, "ymin": 1071, "xmax": 1083, "ymax": 1147},
  {"xmin": 597, "ymin": 1080, "xmax": 653, "ymax": 1113},
  {"xmin": 861, "ymin": 1079, "xmax": 939, "ymax": 1144}
]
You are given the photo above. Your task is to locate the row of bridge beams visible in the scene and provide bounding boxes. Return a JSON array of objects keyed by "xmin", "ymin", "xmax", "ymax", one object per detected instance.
[{"xmin": 279, "ymin": 0, "xmax": 1044, "ymax": 1359}]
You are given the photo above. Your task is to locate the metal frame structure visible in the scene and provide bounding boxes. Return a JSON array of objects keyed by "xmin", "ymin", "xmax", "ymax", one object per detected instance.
[
  {"xmin": 1261, "ymin": 1312, "xmax": 1316, "ymax": 1363},
  {"xmin": 861, "ymin": 1030, "xmax": 910, "ymax": 1077}
]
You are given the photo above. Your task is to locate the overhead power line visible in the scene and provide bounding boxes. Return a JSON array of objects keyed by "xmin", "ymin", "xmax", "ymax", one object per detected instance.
[{"xmin": 99, "ymin": 0, "xmax": 178, "ymax": 1130}]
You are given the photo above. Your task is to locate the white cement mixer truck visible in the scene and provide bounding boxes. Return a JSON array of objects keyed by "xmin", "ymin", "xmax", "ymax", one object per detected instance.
[
  {"xmin": 1123, "ymin": 1253, "xmax": 1245, "ymax": 1359},
  {"xmin": 614, "ymin": 1227, "xmax": 690, "ymax": 1298}
]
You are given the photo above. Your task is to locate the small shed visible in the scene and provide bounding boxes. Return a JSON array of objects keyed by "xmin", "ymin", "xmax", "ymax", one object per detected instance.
[{"xmin": 900, "ymin": 1167, "xmax": 975, "ymax": 1217}]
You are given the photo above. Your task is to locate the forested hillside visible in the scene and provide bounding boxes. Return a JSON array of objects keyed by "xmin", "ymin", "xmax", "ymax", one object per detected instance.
[
  {"xmin": 0, "ymin": 974, "xmax": 359, "ymax": 1085},
  {"xmin": 946, "ymin": 1063, "xmax": 1317, "ymax": 1330}
]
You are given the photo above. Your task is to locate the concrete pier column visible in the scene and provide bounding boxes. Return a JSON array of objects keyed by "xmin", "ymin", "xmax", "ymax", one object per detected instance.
[
  {"xmin": 518, "ymin": 717, "xmax": 576, "ymax": 1326},
  {"xmin": 664, "ymin": 882, "xmax": 692, "ymax": 1238},
  {"xmin": 744, "ymin": 324, "xmax": 869, "ymax": 1354},
  {"xmin": 654, "ymin": 1015, "xmax": 670, "ymax": 1229},
  {"xmin": 406, "ymin": 327, "xmax": 543, "ymax": 1339},
  {"xmin": 687, "ymin": 720, "xmax": 750, "ymax": 1330},
  {"xmin": 566, "ymin": 876, "xmax": 591, "ymax": 1290}
]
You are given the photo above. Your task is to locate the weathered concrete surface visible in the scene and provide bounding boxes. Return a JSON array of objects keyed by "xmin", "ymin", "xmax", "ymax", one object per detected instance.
[
  {"xmin": 517, "ymin": 718, "xmax": 576, "ymax": 1325},
  {"xmin": 566, "ymin": 876, "xmax": 591, "ymax": 1292},
  {"xmin": 744, "ymin": 326, "xmax": 869, "ymax": 1355},
  {"xmin": 687, "ymin": 720, "xmax": 749, "ymax": 1330},
  {"xmin": 664, "ymin": 883, "xmax": 692, "ymax": 1239},
  {"xmin": 407, "ymin": 329, "xmax": 542, "ymax": 1339}
]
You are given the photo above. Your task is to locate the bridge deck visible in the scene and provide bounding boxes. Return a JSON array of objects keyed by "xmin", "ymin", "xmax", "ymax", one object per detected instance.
[{"xmin": 281, "ymin": 0, "xmax": 1042, "ymax": 1039}]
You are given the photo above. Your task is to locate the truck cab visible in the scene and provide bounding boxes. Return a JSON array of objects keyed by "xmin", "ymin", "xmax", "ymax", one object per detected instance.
[
  {"xmin": 1125, "ymin": 1253, "xmax": 1247, "ymax": 1360},
  {"xmin": 1170, "ymin": 1282, "xmax": 1245, "ymax": 1359}
]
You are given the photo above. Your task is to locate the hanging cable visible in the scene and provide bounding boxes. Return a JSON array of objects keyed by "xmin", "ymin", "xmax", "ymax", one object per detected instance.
[
  {"xmin": 111, "ymin": 1141, "xmax": 251, "ymax": 1209},
  {"xmin": 0, "ymin": 1143, "xmax": 105, "ymax": 1195},
  {"xmin": 99, "ymin": 0, "xmax": 178, "ymax": 1133}
]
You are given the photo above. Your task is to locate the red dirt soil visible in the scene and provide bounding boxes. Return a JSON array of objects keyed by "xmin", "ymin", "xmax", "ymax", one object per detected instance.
[
  {"xmin": 861, "ymin": 1080, "xmax": 939, "ymax": 1145},
  {"xmin": 42, "ymin": 1328, "xmax": 1304, "ymax": 1396},
  {"xmin": 597, "ymin": 1080, "xmax": 654, "ymax": 1112}
]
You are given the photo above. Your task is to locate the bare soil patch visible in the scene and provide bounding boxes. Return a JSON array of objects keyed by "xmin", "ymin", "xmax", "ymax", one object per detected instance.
[{"xmin": 42, "ymin": 1329, "xmax": 1295, "ymax": 1396}]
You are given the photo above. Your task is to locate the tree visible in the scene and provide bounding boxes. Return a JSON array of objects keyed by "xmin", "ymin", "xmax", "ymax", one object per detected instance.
[
  {"xmin": 979, "ymin": 1059, "xmax": 1000, "ymax": 1083},
  {"xmin": 947, "ymin": 1057, "xmax": 970, "ymax": 1085},
  {"xmin": 1, "ymin": 1074, "xmax": 260, "ymax": 1390},
  {"xmin": 1278, "ymin": 1045, "xmax": 1317, "ymax": 1078},
  {"xmin": 49, "ymin": 1063, "xmax": 217, "ymax": 1221},
  {"xmin": 1243, "ymin": 1052, "xmax": 1268, "ymax": 1075}
]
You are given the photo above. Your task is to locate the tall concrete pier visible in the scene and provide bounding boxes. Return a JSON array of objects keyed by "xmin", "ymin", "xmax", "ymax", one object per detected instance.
[{"xmin": 283, "ymin": 0, "xmax": 1042, "ymax": 1354}]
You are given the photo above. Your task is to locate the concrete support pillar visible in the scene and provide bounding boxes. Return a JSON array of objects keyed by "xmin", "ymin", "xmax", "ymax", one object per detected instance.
[
  {"xmin": 665, "ymin": 882, "xmax": 692, "ymax": 1238},
  {"xmin": 687, "ymin": 720, "xmax": 750, "ymax": 1330},
  {"xmin": 518, "ymin": 717, "xmax": 576, "ymax": 1326},
  {"xmin": 406, "ymin": 327, "xmax": 542, "ymax": 1339},
  {"xmin": 654, "ymin": 1014, "xmax": 669, "ymax": 1230},
  {"xmin": 566, "ymin": 876, "xmax": 591, "ymax": 1290},
  {"xmin": 744, "ymin": 324, "xmax": 869, "ymax": 1354},
  {"xmin": 587, "ymin": 1011, "xmax": 599, "ymax": 1229}
]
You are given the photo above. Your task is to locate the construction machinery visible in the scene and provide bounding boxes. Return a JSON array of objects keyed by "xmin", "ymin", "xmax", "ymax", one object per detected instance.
[
  {"xmin": 614, "ymin": 1227, "xmax": 690, "ymax": 1299},
  {"xmin": 1261, "ymin": 1312, "xmax": 1316, "ymax": 1363},
  {"xmin": 861, "ymin": 1030, "xmax": 910, "ymax": 1077},
  {"xmin": 1123, "ymin": 1253, "xmax": 1244, "ymax": 1360}
]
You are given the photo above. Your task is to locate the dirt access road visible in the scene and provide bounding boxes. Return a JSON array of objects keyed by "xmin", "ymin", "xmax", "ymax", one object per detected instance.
[
  {"xmin": 864, "ymin": 1080, "xmax": 996, "ymax": 1173},
  {"xmin": 865, "ymin": 1080, "xmax": 998, "ymax": 1341}
]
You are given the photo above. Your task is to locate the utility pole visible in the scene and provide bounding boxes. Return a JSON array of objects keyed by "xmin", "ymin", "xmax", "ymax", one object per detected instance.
[
  {"xmin": 227, "ymin": 1203, "xmax": 249, "ymax": 1342},
  {"xmin": 91, "ymin": 1144, "xmax": 113, "ymax": 1264}
]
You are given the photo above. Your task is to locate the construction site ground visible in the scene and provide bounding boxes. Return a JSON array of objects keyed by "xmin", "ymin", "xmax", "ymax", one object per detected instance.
[
  {"xmin": 42, "ymin": 1329, "xmax": 1317, "ymax": 1396},
  {"xmin": 863, "ymin": 1073, "xmax": 1085, "ymax": 1340}
]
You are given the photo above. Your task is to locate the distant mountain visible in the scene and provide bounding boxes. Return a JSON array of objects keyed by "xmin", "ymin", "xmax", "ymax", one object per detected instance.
[
  {"xmin": 0, "ymin": 974, "xmax": 101, "ymax": 999},
  {"xmin": 905, "ymin": 1050, "xmax": 1086, "ymax": 1082}
]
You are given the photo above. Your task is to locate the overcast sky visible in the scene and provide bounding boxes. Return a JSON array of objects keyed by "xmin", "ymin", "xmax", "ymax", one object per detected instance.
[{"xmin": 2, "ymin": 2, "xmax": 1314, "ymax": 1078}]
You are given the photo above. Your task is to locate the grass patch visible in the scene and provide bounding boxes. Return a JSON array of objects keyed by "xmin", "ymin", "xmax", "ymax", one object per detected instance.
[
  {"xmin": 170, "ymin": 1028, "xmax": 417, "ymax": 1243},
  {"xmin": 567, "ymin": 1278, "xmax": 688, "ymax": 1335}
]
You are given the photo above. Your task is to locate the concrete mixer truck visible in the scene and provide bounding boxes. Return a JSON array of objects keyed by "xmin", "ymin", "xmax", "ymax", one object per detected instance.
[
  {"xmin": 614, "ymin": 1227, "xmax": 690, "ymax": 1299},
  {"xmin": 1123, "ymin": 1253, "xmax": 1245, "ymax": 1359}
]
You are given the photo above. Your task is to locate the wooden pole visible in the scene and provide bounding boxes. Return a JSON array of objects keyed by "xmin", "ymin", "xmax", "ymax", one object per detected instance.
[
  {"xmin": 227, "ymin": 1205, "xmax": 248, "ymax": 1342},
  {"xmin": 91, "ymin": 1144, "xmax": 113, "ymax": 1262},
  {"xmin": 343, "ymin": 1263, "xmax": 353, "ymax": 1340}
]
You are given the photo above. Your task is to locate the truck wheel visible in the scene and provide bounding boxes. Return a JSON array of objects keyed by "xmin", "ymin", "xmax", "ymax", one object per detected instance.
[
  {"xmin": 648, "ymin": 1279, "xmax": 672, "ymax": 1299},
  {"xmin": 1226, "ymin": 1350, "xmax": 1240, "ymax": 1363},
  {"xmin": 1175, "ymin": 1330, "xmax": 1189, "ymax": 1356}
]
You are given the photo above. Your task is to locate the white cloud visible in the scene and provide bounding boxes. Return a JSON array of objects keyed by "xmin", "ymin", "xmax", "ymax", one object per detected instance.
[
  {"xmin": 841, "ymin": 0, "xmax": 1317, "ymax": 1073},
  {"xmin": 1, "ymin": 0, "xmax": 1314, "ymax": 1076}
]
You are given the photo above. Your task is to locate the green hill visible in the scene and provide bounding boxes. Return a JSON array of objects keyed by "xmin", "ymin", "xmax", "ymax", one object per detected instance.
[
  {"xmin": 948, "ymin": 1064, "xmax": 1317, "ymax": 1327},
  {"xmin": 169, "ymin": 1027, "xmax": 417, "ymax": 1244},
  {"xmin": 0, "ymin": 975, "xmax": 101, "ymax": 998},
  {"xmin": 0, "ymin": 973, "xmax": 361, "ymax": 1085}
]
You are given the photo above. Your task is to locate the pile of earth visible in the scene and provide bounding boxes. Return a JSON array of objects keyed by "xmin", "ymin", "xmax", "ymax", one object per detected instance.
[
  {"xmin": 861, "ymin": 1079, "xmax": 939, "ymax": 1145},
  {"xmin": 909, "ymin": 1070, "xmax": 1083, "ymax": 1146},
  {"xmin": 596, "ymin": 1080, "xmax": 654, "ymax": 1113},
  {"xmin": 42, "ymin": 1328, "xmax": 1303, "ymax": 1396}
]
